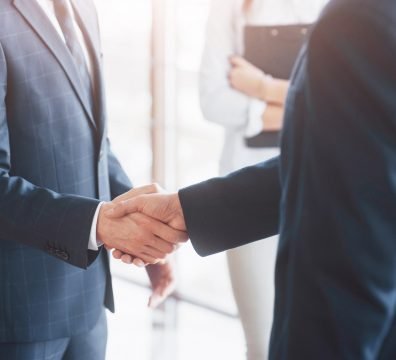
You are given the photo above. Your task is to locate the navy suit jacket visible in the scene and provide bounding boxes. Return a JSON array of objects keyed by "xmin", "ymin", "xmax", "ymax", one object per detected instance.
[
  {"xmin": 179, "ymin": 0, "xmax": 396, "ymax": 358},
  {"xmin": 0, "ymin": 0, "xmax": 131, "ymax": 342}
]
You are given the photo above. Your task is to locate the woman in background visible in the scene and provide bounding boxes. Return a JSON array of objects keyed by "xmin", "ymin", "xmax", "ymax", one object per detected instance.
[{"xmin": 199, "ymin": 0, "xmax": 327, "ymax": 358}]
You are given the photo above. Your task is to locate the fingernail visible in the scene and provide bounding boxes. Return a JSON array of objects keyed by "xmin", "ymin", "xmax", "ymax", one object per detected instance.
[
  {"xmin": 134, "ymin": 259, "xmax": 145, "ymax": 267},
  {"xmin": 149, "ymin": 295, "xmax": 159, "ymax": 309}
]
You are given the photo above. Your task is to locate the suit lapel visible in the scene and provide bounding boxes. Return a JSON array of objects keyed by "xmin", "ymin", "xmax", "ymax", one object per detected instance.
[
  {"xmin": 71, "ymin": 0, "xmax": 106, "ymax": 140},
  {"xmin": 70, "ymin": 0, "xmax": 101, "ymax": 57},
  {"xmin": 13, "ymin": 0, "xmax": 97, "ymax": 130}
]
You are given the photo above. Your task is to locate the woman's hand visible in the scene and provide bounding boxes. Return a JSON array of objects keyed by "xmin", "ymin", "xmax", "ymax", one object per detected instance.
[
  {"xmin": 145, "ymin": 257, "xmax": 177, "ymax": 308},
  {"xmin": 229, "ymin": 56, "xmax": 290, "ymax": 106},
  {"xmin": 229, "ymin": 56, "xmax": 267, "ymax": 99}
]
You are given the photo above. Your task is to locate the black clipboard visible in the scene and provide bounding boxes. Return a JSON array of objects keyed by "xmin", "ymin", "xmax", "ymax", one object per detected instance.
[{"xmin": 244, "ymin": 24, "xmax": 311, "ymax": 148}]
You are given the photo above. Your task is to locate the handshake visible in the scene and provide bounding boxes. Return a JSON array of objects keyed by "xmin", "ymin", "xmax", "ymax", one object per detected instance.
[{"xmin": 97, "ymin": 184, "xmax": 188, "ymax": 267}]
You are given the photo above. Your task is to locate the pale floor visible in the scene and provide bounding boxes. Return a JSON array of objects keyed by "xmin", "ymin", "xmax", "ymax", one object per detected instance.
[{"xmin": 106, "ymin": 276, "xmax": 245, "ymax": 360}]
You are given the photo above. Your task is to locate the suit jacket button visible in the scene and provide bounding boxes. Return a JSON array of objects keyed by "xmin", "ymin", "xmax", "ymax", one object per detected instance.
[
  {"xmin": 56, "ymin": 250, "xmax": 70, "ymax": 261},
  {"xmin": 47, "ymin": 246, "xmax": 55, "ymax": 255},
  {"xmin": 60, "ymin": 252, "xmax": 70, "ymax": 261}
]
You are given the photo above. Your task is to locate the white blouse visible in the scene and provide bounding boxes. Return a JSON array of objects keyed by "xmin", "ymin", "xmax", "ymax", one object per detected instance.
[{"xmin": 199, "ymin": 0, "xmax": 328, "ymax": 175}]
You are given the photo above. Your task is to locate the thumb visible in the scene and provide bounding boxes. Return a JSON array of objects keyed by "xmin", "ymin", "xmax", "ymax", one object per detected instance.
[
  {"xmin": 230, "ymin": 55, "xmax": 249, "ymax": 67},
  {"xmin": 105, "ymin": 198, "xmax": 140, "ymax": 218},
  {"xmin": 148, "ymin": 284, "xmax": 167, "ymax": 309},
  {"xmin": 113, "ymin": 183, "xmax": 162, "ymax": 204},
  {"xmin": 148, "ymin": 292, "xmax": 163, "ymax": 309}
]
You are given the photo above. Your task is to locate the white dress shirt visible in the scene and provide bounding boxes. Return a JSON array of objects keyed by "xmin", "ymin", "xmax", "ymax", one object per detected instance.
[
  {"xmin": 200, "ymin": 0, "xmax": 328, "ymax": 175},
  {"xmin": 36, "ymin": 0, "xmax": 102, "ymax": 251}
]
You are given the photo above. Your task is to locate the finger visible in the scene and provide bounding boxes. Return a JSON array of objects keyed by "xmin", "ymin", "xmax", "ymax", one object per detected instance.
[
  {"xmin": 124, "ymin": 226, "xmax": 169, "ymax": 257},
  {"xmin": 134, "ymin": 216, "xmax": 184, "ymax": 249},
  {"xmin": 106, "ymin": 198, "xmax": 140, "ymax": 219},
  {"xmin": 133, "ymin": 258, "xmax": 146, "ymax": 267},
  {"xmin": 116, "ymin": 254, "xmax": 148, "ymax": 267},
  {"xmin": 149, "ymin": 283, "xmax": 166, "ymax": 308},
  {"xmin": 145, "ymin": 236, "xmax": 175, "ymax": 255},
  {"xmin": 149, "ymin": 279, "xmax": 175, "ymax": 308},
  {"xmin": 230, "ymin": 55, "xmax": 249, "ymax": 67},
  {"xmin": 149, "ymin": 220, "xmax": 188, "ymax": 245},
  {"xmin": 142, "ymin": 245, "xmax": 167, "ymax": 261},
  {"xmin": 121, "ymin": 254, "xmax": 133, "ymax": 264},
  {"xmin": 148, "ymin": 292, "xmax": 164, "ymax": 309},
  {"xmin": 228, "ymin": 70, "xmax": 240, "ymax": 88},
  {"xmin": 156, "ymin": 258, "xmax": 168, "ymax": 265},
  {"xmin": 112, "ymin": 249, "xmax": 123, "ymax": 259},
  {"xmin": 113, "ymin": 183, "xmax": 162, "ymax": 204},
  {"xmin": 137, "ymin": 253, "xmax": 161, "ymax": 265},
  {"xmin": 112, "ymin": 249, "xmax": 136, "ymax": 265}
]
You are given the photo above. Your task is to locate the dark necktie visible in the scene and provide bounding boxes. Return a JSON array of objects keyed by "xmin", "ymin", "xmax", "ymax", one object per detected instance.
[{"xmin": 52, "ymin": 0, "xmax": 94, "ymax": 113}]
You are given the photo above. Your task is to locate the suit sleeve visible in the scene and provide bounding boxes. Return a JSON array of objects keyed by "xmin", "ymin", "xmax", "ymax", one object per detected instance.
[
  {"xmin": 289, "ymin": 5, "xmax": 396, "ymax": 357},
  {"xmin": 179, "ymin": 156, "xmax": 281, "ymax": 256},
  {"xmin": 0, "ymin": 42, "xmax": 100, "ymax": 269}
]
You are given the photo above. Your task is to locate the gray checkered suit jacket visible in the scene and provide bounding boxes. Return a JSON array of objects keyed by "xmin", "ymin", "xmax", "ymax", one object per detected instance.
[{"xmin": 0, "ymin": 0, "xmax": 132, "ymax": 342}]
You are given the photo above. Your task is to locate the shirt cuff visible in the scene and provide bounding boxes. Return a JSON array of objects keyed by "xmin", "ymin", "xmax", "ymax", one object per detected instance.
[
  {"xmin": 88, "ymin": 202, "xmax": 105, "ymax": 251},
  {"xmin": 244, "ymin": 99, "xmax": 267, "ymax": 137}
]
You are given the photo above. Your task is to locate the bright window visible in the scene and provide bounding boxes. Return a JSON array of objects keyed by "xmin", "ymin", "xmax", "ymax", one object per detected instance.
[{"xmin": 95, "ymin": 0, "xmax": 245, "ymax": 358}]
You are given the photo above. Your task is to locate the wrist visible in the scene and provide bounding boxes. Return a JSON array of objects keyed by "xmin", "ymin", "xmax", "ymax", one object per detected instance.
[
  {"xmin": 170, "ymin": 193, "xmax": 186, "ymax": 231},
  {"xmin": 258, "ymin": 74, "xmax": 272, "ymax": 101},
  {"xmin": 171, "ymin": 192, "xmax": 182, "ymax": 213}
]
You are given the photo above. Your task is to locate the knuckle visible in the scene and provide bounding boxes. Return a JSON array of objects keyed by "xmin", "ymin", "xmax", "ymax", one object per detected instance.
[
  {"xmin": 137, "ymin": 233, "xmax": 147, "ymax": 246},
  {"xmin": 141, "ymin": 234, "xmax": 153, "ymax": 247},
  {"xmin": 149, "ymin": 237, "xmax": 157, "ymax": 248},
  {"xmin": 146, "ymin": 257, "xmax": 156, "ymax": 265},
  {"xmin": 141, "ymin": 218, "xmax": 152, "ymax": 228},
  {"xmin": 147, "ymin": 183, "xmax": 159, "ymax": 193},
  {"xmin": 158, "ymin": 252, "xmax": 166, "ymax": 260},
  {"xmin": 135, "ymin": 214, "xmax": 150, "ymax": 227},
  {"xmin": 119, "ymin": 246, "xmax": 129, "ymax": 255}
]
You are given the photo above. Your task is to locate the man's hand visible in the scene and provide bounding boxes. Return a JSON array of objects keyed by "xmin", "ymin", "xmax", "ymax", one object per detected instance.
[
  {"xmin": 105, "ymin": 187, "xmax": 188, "ymax": 266},
  {"xmin": 97, "ymin": 202, "xmax": 186, "ymax": 264},
  {"xmin": 146, "ymin": 258, "xmax": 176, "ymax": 308},
  {"xmin": 107, "ymin": 191, "xmax": 186, "ymax": 232}
]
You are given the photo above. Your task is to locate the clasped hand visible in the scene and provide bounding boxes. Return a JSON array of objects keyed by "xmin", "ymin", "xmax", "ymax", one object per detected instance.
[
  {"xmin": 96, "ymin": 184, "xmax": 187, "ymax": 308},
  {"xmin": 97, "ymin": 184, "xmax": 187, "ymax": 266}
]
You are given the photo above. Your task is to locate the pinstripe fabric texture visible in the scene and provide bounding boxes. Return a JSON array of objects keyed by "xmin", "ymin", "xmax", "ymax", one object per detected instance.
[
  {"xmin": 0, "ymin": 0, "xmax": 132, "ymax": 343},
  {"xmin": 0, "ymin": 308, "xmax": 107, "ymax": 359}
]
